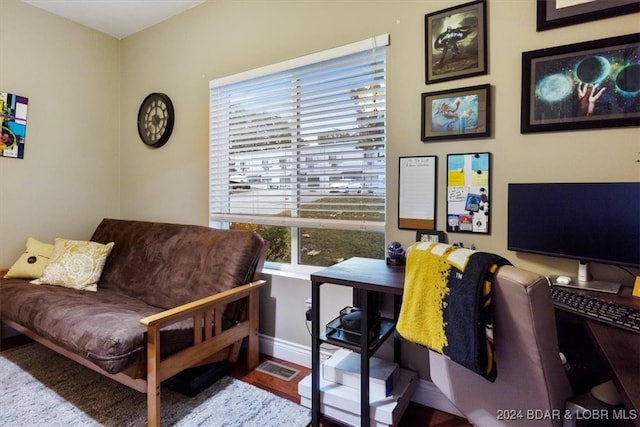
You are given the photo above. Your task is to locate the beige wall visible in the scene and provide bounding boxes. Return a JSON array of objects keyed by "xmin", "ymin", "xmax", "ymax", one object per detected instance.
[
  {"xmin": 1, "ymin": 0, "xmax": 638, "ymax": 369},
  {"xmin": 0, "ymin": 0, "xmax": 120, "ymax": 266},
  {"xmin": 118, "ymin": 0, "xmax": 638, "ymax": 272},
  {"xmin": 115, "ymin": 0, "xmax": 639, "ymax": 350}
]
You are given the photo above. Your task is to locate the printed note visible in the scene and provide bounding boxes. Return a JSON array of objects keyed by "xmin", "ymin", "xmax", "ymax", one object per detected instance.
[{"xmin": 399, "ymin": 157, "xmax": 436, "ymax": 225}]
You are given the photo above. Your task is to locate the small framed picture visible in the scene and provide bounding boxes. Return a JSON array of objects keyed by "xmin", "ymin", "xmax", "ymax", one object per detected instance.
[
  {"xmin": 416, "ymin": 229, "xmax": 446, "ymax": 243},
  {"xmin": 521, "ymin": 33, "xmax": 640, "ymax": 134},
  {"xmin": 425, "ymin": 0, "xmax": 487, "ymax": 84},
  {"xmin": 421, "ymin": 84, "xmax": 491, "ymax": 142}
]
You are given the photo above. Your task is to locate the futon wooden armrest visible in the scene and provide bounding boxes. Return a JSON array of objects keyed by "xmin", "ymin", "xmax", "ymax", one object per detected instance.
[
  {"xmin": 139, "ymin": 279, "xmax": 266, "ymax": 328},
  {"xmin": 141, "ymin": 279, "xmax": 266, "ymax": 426},
  {"xmin": 0, "ymin": 269, "xmax": 8, "ymax": 277},
  {"xmin": 140, "ymin": 279, "xmax": 266, "ymax": 384}
]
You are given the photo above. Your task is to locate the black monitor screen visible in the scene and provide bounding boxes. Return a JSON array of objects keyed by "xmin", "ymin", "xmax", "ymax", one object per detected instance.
[{"xmin": 508, "ymin": 182, "xmax": 640, "ymax": 268}]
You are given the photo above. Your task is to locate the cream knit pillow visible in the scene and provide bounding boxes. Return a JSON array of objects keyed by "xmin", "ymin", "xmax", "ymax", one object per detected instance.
[{"xmin": 31, "ymin": 238, "xmax": 114, "ymax": 291}]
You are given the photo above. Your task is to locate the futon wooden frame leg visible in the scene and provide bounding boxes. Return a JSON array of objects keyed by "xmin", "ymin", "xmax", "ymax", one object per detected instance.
[{"xmin": 147, "ymin": 325, "xmax": 162, "ymax": 427}]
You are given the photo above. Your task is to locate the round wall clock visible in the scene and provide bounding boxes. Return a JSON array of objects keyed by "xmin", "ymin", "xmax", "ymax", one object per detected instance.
[{"xmin": 137, "ymin": 92, "xmax": 175, "ymax": 148}]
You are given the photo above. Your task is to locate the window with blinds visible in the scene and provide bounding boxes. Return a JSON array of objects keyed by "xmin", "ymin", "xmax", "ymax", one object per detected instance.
[{"xmin": 209, "ymin": 35, "xmax": 388, "ymax": 268}]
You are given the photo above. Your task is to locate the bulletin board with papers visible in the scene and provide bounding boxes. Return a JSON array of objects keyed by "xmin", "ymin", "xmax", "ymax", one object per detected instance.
[{"xmin": 446, "ymin": 152, "xmax": 491, "ymax": 234}]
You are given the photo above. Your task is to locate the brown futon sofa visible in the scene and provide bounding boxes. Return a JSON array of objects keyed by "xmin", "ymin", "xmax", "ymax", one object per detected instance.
[{"xmin": 0, "ymin": 218, "xmax": 268, "ymax": 426}]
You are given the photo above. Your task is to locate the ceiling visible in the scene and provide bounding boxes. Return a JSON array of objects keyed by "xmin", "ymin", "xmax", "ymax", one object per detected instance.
[{"xmin": 20, "ymin": 0, "xmax": 206, "ymax": 39}]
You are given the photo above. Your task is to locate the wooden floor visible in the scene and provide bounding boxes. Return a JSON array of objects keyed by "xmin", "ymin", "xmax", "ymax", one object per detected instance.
[
  {"xmin": 2, "ymin": 335, "xmax": 470, "ymax": 427},
  {"xmin": 230, "ymin": 354, "xmax": 471, "ymax": 427}
]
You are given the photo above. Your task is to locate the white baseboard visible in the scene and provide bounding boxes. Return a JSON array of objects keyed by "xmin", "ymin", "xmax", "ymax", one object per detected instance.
[
  {"xmin": 258, "ymin": 333, "xmax": 332, "ymax": 368},
  {"xmin": 258, "ymin": 334, "xmax": 463, "ymax": 418}
]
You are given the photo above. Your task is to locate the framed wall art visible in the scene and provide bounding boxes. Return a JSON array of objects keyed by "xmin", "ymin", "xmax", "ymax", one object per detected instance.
[
  {"xmin": 398, "ymin": 156, "xmax": 437, "ymax": 230},
  {"xmin": 446, "ymin": 152, "xmax": 490, "ymax": 234},
  {"xmin": 416, "ymin": 229, "xmax": 446, "ymax": 243},
  {"xmin": 422, "ymin": 84, "xmax": 491, "ymax": 142},
  {"xmin": 537, "ymin": 0, "xmax": 640, "ymax": 31},
  {"xmin": 521, "ymin": 33, "xmax": 640, "ymax": 134},
  {"xmin": 425, "ymin": 0, "xmax": 487, "ymax": 84},
  {"xmin": 0, "ymin": 91, "xmax": 28, "ymax": 159}
]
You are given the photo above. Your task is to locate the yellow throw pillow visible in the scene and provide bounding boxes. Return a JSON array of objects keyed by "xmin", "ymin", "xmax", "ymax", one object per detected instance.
[
  {"xmin": 4, "ymin": 237, "xmax": 55, "ymax": 279},
  {"xmin": 30, "ymin": 238, "xmax": 114, "ymax": 291}
]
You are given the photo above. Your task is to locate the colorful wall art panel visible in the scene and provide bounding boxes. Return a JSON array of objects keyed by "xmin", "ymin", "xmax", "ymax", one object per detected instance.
[
  {"xmin": 1, "ymin": 91, "xmax": 29, "ymax": 159},
  {"xmin": 446, "ymin": 152, "xmax": 491, "ymax": 234}
]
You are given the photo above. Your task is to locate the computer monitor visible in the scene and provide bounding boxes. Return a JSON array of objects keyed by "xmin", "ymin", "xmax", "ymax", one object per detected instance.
[{"xmin": 507, "ymin": 182, "xmax": 640, "ymax": 270}]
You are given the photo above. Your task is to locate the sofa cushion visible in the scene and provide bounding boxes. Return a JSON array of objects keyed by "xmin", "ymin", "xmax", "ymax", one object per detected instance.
[
  {"xmin": 3, "ymin": 237, "xmax": 54, "ymax": 279},
  {"xmin": 90, "ymin": 219, "xmax": 265, "ymax": 310},
  {"xmin": 31, "ymin": 238, "xmax": 114, "ymax": 291},
  {"xmin": 0, "ymin": 278, "xmax": 192, "ymax": 374}
]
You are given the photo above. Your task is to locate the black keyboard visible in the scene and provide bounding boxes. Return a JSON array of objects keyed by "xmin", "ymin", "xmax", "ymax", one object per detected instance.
[{"xmin": 550, "ymin": 286, "xmax": 640, "ymax": 335}]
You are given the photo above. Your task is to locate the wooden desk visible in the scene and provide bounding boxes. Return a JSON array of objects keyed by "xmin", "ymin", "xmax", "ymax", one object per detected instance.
[
  {"xmin": 310, "ymin": 257, "xmax": 404, "ymax": 427},
  {"xmin": 310, "ymin": 258, "xmax": 640, "ymax": 426},
  {"xmin": 554, "ymin": 285, "xmax": 639, "ymax": 426},
  {"xmin": 579, "ymin": 287, "xmax": 640, "ymax": 416}
]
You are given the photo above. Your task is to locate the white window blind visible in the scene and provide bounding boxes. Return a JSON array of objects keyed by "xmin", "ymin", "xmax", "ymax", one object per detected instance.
[{"xmin": 209, "ymin": 34, "xmax": 388, "ymax": 232}]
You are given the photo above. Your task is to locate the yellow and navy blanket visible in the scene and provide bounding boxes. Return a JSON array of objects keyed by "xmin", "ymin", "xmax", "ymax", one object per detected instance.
[{"xmin": 396, "ymin": 242, "xmax": 511, "ymax": 382}]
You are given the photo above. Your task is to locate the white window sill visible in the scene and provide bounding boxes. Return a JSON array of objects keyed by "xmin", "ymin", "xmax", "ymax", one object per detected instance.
[{"xmin": 262, "ymin": 263, "xmax": 323, "ymax": 281}]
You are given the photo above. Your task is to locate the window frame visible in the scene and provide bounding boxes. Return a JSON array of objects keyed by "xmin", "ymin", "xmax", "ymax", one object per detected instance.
[{"xmin": 209, "ymin": 35, "xmax": 389, "ymax": 270}]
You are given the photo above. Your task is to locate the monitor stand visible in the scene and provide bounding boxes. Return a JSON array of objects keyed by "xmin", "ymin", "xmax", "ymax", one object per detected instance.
[{"xmin": 553, "ymin": 277, "xmax": 621, "ymax": 294}]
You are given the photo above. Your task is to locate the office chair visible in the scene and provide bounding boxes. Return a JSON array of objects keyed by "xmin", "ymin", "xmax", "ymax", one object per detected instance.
[{"xmin": 428, "ymin": 265, "xmax": 620, "ymax": 427}]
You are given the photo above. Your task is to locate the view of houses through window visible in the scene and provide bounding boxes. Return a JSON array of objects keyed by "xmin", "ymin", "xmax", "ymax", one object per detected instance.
[{"xmin": 209, "ymin": 36, "xmax": 388, "ymax": 268}]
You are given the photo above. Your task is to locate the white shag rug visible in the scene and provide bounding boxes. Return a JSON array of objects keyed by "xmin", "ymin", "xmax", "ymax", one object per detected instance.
[{"xmin": 0, "ymin": 343, "xmax": 311, "ymax": 426}]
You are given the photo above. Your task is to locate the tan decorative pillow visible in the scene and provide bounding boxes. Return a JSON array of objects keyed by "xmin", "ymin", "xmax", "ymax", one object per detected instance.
[
  {"xmin": 31, "ymin": 238, "xmax": 114, "ymax": 291},
  {"xmin": 4, "ymin": 238, "xmax": 55, "ymax": 279}
]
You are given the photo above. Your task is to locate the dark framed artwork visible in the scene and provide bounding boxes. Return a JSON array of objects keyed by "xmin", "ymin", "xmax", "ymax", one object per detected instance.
[
  {"xmin": 446, "ymin": 152, "xmax": 490, "ymax": 234},
  {"xmin": 537, "ymin": 0, "xmax": 640, "ymax": 31},
  {"xmin": 421, "ymin": 84, "xmax": 491, "ymax": 142},
  {"xmin": 416, "ymin": 229, "xmax": 446, "ymax": 243},
  {"xmin": 521, "ymin": 33, "xmax": 640, "ymax": 134},
  {"xmin": 425, "ymin": 0, "xmax": 487, "ymax": 84}
]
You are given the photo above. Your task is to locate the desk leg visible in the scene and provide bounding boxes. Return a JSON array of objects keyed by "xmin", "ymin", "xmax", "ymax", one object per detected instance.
[
  {"xmin": 311, "ymin": 281, "xmax": 321, "ymax": 427},
  {"xmin": 360, "ymin": 291, "xmax": 371, "ymax": 427},
  {"xmin": 394, "ymin": 294, "xmax": 402, "ymax": 363}
]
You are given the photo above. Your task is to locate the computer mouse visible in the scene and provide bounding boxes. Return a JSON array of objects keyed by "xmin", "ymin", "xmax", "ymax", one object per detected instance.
[{"xmin": 556, "ymin": 275, "xmax": 572, "ymax": 285}]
